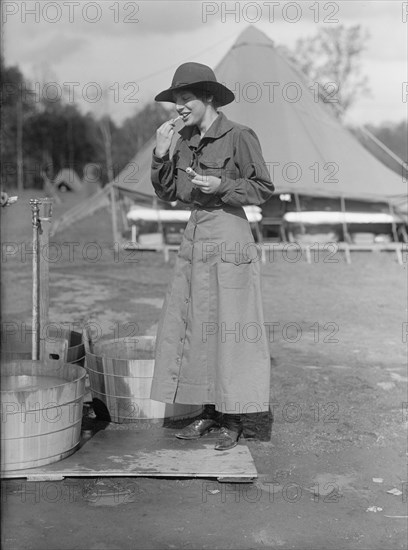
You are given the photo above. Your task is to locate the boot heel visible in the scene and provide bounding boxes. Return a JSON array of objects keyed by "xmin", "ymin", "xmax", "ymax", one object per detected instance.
[{"xmin": 214, "ymin": 425, "xmax": 243, "ymax": 451}]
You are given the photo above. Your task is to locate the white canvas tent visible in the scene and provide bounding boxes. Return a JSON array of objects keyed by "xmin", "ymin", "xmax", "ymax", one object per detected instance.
[
  {"xmin": 218, "ymin": 27, "xmax": 407, "ymax": 212},
  {"xmin": 51, "ymin": 26, "xmax": 407, "ymax": 242}
]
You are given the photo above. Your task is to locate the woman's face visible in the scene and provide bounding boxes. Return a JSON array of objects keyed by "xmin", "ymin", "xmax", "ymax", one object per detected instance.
[{"xmin": 173, "ymin": 89, "xmax": 207, "ymax": 127}]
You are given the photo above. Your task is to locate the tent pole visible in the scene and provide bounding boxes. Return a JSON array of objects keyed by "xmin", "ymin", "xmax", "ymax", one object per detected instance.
[
  {"xmin": 360, "ymin": 126, "xmax": 408, "ymax": 175},
  {"xmin": 16, "ymin": 94, "xmax": 24, "ymax": 193},
  {"xmin": 110, "ymin": 186, "xmax": 120, "ymax": 244},
  {"xmin": 340, "ymin": 196, "xmax": 351, "ymax": 243},
  {"xmin": 120, "ymin": 195, "xmax": 130, "ymax": 231},
  {"xmin": 388, "ymin": 201, "xmax": 400, "ymax": 243},
  {"xmin": 153, "ymin": 197, "xmax": 164, "ymax": 246},
  {"xmin": 294, "ymin": 193, "xmax": 305, "ymax": 235}
]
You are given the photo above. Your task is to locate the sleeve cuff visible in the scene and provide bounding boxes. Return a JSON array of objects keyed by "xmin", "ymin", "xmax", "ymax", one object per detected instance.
[{"xmin": 152, "ymin": 149, "xmax": 170, "ymax": 163}]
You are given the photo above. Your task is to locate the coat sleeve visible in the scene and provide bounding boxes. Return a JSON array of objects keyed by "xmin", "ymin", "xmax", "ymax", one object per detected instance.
[
  {"xmin": 216, "ymin": 129, "xmax": 274, "ymax": 207},
  {"xmin": 151, "ymin": 144, "xmax": 179, "ymax": 202}
]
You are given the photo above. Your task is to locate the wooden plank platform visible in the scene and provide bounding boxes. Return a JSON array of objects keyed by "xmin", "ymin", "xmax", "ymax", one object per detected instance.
[{"xmin": 1, "ymin": 427, "xmax": 257, "ymax": 483}]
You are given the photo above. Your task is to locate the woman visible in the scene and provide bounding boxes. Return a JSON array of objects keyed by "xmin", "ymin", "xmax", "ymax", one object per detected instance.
[{"xmin": 150, "ymin": 62, "xmax": 274, "ymax": 450}]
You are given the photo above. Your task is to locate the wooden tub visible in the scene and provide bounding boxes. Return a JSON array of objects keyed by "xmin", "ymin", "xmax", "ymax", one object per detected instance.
[
  {"xmin": 1, "ymin": 360, "xmax": 86, "ymax": 472},
  {"xmin": 85, "ymin": 336, "xmax": 201, "ymax": 423}
]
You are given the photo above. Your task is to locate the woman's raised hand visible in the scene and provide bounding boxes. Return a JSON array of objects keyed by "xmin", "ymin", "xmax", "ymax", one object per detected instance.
[{"xmin": 155, "ymin": 118, "xmax": 178, "ymax": 158}]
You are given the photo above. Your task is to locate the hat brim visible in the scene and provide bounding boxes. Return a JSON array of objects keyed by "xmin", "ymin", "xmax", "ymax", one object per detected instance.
[{"xmin": 154, "ymin": 81, "xmax": 235, "ymax": 107}]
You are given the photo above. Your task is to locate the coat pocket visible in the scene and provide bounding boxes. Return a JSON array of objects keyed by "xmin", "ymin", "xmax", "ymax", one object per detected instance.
[
  {"xmin": 198, "ymin": 156, "xmax": 231, "ymax": 178},
  {"xmin": 217, "ymin": 256, "xmax": 253, "ymax": 289}
]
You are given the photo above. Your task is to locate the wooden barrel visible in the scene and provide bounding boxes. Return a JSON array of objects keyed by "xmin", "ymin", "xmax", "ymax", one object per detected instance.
[
  {"xmin": 85, "ymin": 336, "xmax": 201, "ymax": 423},
  {"xmin": 1, "ymin": 360, "xmax": 86, "ymax": 472},
  {"xmin": 0, "ymin": 327, "xmax": 85, "ymax": 366}
]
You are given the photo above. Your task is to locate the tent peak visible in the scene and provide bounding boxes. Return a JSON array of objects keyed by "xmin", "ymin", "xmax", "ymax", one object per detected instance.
[{"xmin": 233, "ymin": 25, "xmax": 274, "ymax": 49}]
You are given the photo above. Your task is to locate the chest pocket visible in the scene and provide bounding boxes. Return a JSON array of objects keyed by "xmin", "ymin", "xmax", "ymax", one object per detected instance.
[
  {"xmin": 198, "ymin": 156, "xmax": 231, "ymax": 178},
  {"xmin": 217, "ymin": 256, "xmax": 253, "ymax": 289}
]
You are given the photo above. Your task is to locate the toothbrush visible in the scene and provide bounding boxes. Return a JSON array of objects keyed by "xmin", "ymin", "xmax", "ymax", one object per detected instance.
[{"xmin": 186, "ymin": 167, "xmax": 198, "ymax": 178}]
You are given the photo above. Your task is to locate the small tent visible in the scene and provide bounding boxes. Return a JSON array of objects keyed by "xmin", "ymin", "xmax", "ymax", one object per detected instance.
[{"xmin": 53, "ymin": 168, "xmax": 83, "ymax": 193}]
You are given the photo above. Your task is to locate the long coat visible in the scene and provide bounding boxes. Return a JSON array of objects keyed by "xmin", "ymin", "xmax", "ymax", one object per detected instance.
[{"xmin": 150, "ymin": 112, "xmax": 275, "ymax": 414}]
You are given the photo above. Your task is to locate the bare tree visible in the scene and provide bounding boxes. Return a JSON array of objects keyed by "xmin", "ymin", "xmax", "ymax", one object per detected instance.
[{"xmin": 282, "ymin": 25, "xmax": 371, "ymax": 119}]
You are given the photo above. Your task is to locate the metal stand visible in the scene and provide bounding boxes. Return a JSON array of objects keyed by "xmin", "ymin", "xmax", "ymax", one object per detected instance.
[{"xmin": 30, "ymin": 197, "xmax": 53, "ymax": 361}]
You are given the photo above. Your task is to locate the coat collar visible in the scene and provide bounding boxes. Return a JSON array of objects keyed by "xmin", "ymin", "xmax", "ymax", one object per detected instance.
[{"xmin": 178, "ymin": 112, "xmax": 234, "ymax": 148}]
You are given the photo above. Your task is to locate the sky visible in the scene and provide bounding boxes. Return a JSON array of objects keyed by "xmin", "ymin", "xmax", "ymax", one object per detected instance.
[{"xmin": 2, "ymin": 0, "xmax": 407, "ymax": 127}]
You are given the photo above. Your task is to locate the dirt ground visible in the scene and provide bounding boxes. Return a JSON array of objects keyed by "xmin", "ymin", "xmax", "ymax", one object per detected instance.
[{"xmin": 1, "ymin": 191, "xmax": 407, "ymax": 550}]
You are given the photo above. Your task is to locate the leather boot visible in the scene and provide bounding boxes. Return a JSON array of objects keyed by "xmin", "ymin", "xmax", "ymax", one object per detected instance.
[
  {"xmin": 175, "ymin": 405, "xmax": 220, "ymax": 440},
  {"xmin": 214, "ymin": 414, "xmax": 243, "ymax": 450}
]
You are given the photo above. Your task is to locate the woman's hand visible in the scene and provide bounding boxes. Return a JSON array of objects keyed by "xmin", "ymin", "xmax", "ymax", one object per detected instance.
[
  {"xmin": 155, "ymin": 119, "xmax": 177, "ymax": 158},
  {"xmin": 191, "ymin": 174, "xmax": 221, "ymax": 194}
]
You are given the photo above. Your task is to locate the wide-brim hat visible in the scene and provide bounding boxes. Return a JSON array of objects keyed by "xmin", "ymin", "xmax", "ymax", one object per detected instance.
[{"xmin": 154, "ymin": 62, "xmax": 235, "ymax": 107}]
